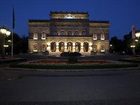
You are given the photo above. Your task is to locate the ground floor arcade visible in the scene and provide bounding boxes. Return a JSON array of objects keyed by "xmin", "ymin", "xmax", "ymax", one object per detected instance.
[{"xmin": 28, "ymin": 37, "xmax": 109, "ymax": 56}]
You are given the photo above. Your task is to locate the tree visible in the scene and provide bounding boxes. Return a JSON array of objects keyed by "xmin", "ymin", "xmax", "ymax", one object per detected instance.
[
  {"xmin": 110, "ymin": 36, "xmax": 123, "ymax": 54},
  {"xmin": 123, "ymin": 32, "xmax": 132, "ymax": 54}
]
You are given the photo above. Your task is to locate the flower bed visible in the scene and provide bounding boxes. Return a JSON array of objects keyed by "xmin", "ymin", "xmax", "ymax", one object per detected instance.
[{"xmin": 27, "ymin": 59, "xmax": 110, "ymax": 64}]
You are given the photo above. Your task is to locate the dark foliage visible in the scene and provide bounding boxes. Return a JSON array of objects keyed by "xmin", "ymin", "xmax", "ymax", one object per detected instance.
[{"xmin": 60, "ymin": 52, "xmax": 81, "ymax": 57}]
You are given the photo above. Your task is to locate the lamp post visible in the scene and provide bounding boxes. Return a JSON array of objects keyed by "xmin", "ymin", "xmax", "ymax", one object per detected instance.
[{"xmin": 0, "ymin": 27, "xmax": 11, "ymax": 58}]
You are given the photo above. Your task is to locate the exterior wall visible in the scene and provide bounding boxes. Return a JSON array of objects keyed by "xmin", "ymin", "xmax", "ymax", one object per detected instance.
[{"xmin": 28, "ymin": 12, "xmax": 110, "ymax": 56}]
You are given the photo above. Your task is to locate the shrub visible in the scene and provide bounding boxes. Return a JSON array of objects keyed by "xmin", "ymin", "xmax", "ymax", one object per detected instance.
[{"xmin": 60, "ymin": 52, "xmax": 81, "ymax": 57}]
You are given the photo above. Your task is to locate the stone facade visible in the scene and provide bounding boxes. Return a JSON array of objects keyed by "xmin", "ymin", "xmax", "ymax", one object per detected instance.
[{"xmin": 28, "ymin": 11, "xmax": 110, "ymax": 56}]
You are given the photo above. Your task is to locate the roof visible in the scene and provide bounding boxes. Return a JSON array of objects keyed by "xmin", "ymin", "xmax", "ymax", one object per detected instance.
[
  {"xmin": 29, "ymin": 20, "xmax": 50, "ymax": 22},
  {"xmin": 50, "ymin": 11, "xmax": 88, "ymax": 14}
]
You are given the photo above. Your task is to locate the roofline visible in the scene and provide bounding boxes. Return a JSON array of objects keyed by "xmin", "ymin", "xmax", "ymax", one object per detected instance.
[
  {"xmin": 50, "ymin": 11, "xmax": 88, "ymax": 14},
  {"xmin": 29, "ymin": 20, "xmax": 50, "ymax": 22}
]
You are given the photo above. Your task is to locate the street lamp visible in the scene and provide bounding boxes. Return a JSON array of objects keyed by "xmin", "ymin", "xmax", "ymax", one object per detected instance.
[
  {"xmin": 135, "ymin": 32, "xmax": 140, "ymax": 38},
  {"xmin": 0, "ymin": 27, "xmax": 11, "ymax": 58}
]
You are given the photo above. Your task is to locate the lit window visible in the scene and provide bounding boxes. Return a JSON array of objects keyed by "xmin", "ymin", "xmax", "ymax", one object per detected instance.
[
  {"xmin": 41, "ymin": 33, "xmax": 46, "ymax": 40},
  {"xmin": 33, "ymin": 33, "xmax": 38, "ymax": 40},
  {"xmin": 42, "ymin": 44, "xmax": 46, "ymax": 52},
  {"xmin": 101, "ymin": 45, "xmax": 105, "ymax": 53},
  {"xmin": 101, "ymin": 34, "xmax": 105, "ymax": 40},
  {"xmin": 60, "ymin": 31, "xmax": 65, "ymax": 35},
  {"xmin": 93, "ymin": 34, "xmax": 97, "ymax": 40},
  {"xmin": 33, "ymin": 44, "xmax": 38, "ymax": 52},
  {"xmin": 74, "ymin": 31, "xmax": 79, "ymax": 35},
  {"xmin": 93, "ymin": 45, "xmax": 97, "ymax": 52}
]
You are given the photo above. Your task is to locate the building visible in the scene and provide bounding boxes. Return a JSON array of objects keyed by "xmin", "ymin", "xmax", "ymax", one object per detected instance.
[{"xmin": 28, "ymin": 11, "xmax": 110, "ymax": 56}]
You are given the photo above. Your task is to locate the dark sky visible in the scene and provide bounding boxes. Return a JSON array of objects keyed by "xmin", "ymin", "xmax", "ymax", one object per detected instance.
[{"xmin": 0, "ymin": 0, "xmax": 140, "ymax": 39}]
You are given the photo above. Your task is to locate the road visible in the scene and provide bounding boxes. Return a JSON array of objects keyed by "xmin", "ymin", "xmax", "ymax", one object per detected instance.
[{"xmin": 0, "ymin": 69, "xmax": 140, "ymax": 104}]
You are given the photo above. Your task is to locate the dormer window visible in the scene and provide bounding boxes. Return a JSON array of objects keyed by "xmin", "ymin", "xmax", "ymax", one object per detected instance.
[
  {"xmin": 33, "ymin": 33, "xmax": 38, "ymax": 40},
  {"xmin": 101, "ymin": 34, "xmax": 105, "ymax": 40},
  {"xmin": 93, "ymin": 34, "xmax": 97, "ymax": 40},
  {"xmin": 41, "ymin": 33, "xmax": 46, "ymax": 40},
  {"xmin": 82, "ymin": 31, "xmax": 86, "ymax": 35},
  {"xmin": 74, "ymin": 31, "xmax": 79, "ymax": 35},
  {"xmin": 68, "ymin": 31, "xmax": 72, "ymax": 36},
  {"xmin": 60, "ymin": 31, "xmax": 65, "ymax": 35}
]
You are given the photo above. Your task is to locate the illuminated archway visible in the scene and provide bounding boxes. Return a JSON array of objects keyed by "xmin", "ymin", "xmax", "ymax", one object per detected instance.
[
  {"xmin": 83, "ymin": 42, "xmax": 89, "ymax": 52},
  {"xmin": 59, "ymin": 42, "xmax": 64, "ymax": 52},
  {"xmin": 42, "ymin": 44, "xmax": 46, "ymax": 52},
  {"xmin": 67, "ymin": 42, "xmax": 73, "ymax": 52},
  {"xmin": 50, "ymin": 42, "xmax": 56, "ymax": 52},
  {"xmin": 75, "ymin": 42, "xmax": 81, "ymax": 52}
]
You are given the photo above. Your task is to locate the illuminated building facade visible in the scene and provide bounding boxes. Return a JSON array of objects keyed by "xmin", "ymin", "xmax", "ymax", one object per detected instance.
[{"xmin": 28, "ymin": 11, "xmax": 110, "ymax": 56}]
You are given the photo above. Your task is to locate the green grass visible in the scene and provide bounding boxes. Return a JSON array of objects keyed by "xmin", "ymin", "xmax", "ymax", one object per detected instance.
[{"xmin": 119, "ymin": 57, "xmax": 140, "ymax": 63}]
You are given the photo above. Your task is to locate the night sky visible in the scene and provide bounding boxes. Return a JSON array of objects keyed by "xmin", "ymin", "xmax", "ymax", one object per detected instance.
[{"xmin": 0, "ymin": 0, "xmax": 140, "ymax": 39}]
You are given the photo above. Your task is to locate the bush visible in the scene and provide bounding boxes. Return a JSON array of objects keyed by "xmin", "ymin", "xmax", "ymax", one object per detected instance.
[
  {"xmin": 60, "ymin": 52, "xmax": 81, "ymax": 57},
  {"xmin": 60, "ymin": 52, "xmax": 70, "ymax": 57}
]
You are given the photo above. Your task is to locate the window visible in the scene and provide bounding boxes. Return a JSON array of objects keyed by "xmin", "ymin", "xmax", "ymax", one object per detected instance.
[
  {"xmin": 42, "ymin": 44, "xmax": 46, "ymax": 52},
  {"xmin": 93, "ymin": 45, "xmax": 97, "ymax": 52},
  {"xmin": 82, "ymin": 31, "xmax": 86, "ymax": 35},
  {"xmin": 93, "ymin": 34, "xmax": 97, "ymax": 40},
  {"xmin": 50, "ymin": 42, "xmax": 56, "ymax": 52},
  {"xmin": 101, "ymin": 45, "xmax": 105, "ymax": 52},
  {"xmin": 101, "ymin": 34, "xmax": 105, "ymax": 40},
  {"xmin": 33, "ymin": 33, "xmax": 38, "ymax": 40},
  {"xmin": 41, "ymin": 33, "xmax": 46, "ymax": 40},
  {"xmin": 68, "ymin": 31, "xmax": 72, "ymax": 36},
  {"xmin": 33, "ymin": 44, "xmax": 38, "ymax": 52},
  {"xmin": 54, "ymin": 31, "xmax": 58, "ymax": 35},
  {"xmin": 60, "ymin": 31, "xmax": 65, "ymax": 35},
  {"xmin": 74, "ymin": 31, "xmax": 79, "ymax": 35},
  {"xmin": 83, "ymin": 42, "xmax": 89, "ymax": 52}
]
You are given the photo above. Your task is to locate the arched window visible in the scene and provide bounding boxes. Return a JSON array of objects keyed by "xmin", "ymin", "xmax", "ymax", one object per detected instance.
[
  {"xmin": 41, "ymin": 33, "xmax": 46, "ymax": 40},
  {"xmin": 59, "ymin": 42, "xmax": 64, "ymax": 52},
  {"xmin": 93, "ymin": 34, "xmax": 97, "ymax": 40},
  {"xmin": 50, "ymin": 42, "xmax": 56, "ymax": 52},
  {"xmin": 82, "ymin": 31, "xmax": 86, "ymax": 35},
  {"xmin": 33, "ymin": 33, "xmax": 38, "ymax": 40},
  {"xmin": 42, "ymin": 44, "xmax": 46, "ymax": 52},
  {"xmin": 83, "ymin": 42, "xmax": 89, "ymax": 52},
  {"xmin": 101, "ymin": 34, "xmax": 105, "ymax": 40},
  {"xmin": 93, "ymin": 45, "xmax": 97, "ymax": 52},
  {"xmin": 67, "ymin": 42, "xmax": 73, "ymax": 52},
  {"xmin": 33, "ymin": 44, "xmax": 38, "ymax": 52},
  {"xmin": 54, "ymin": 31, "xmax": 58, "ymax": 35},
  {"xmin": 60, "ymin": 31, "xmax": 65, "ymax": 35},
  {"xmin": 74, "ymin": 31, "xmax": 79, "ymax": 35},
  {"xmin": 68, "ymin": 31, "xmax": 72, "ymax": 36},
  {"xmin": 75, "ymin": 42, "xmax": 81, "ymax": 52},
  {"xmin": 101, "ymin": 45, "xmax": 105, "ymax": 52}
]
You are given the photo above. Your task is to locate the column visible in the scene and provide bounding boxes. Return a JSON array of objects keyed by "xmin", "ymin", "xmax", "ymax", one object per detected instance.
[
  {"xmin": 73, "ymin": 43, "xmax": 75, "ymax": 52},
  {"xmin": 64, "ymin": 42, "xmax": 67, "ymax": 52},
  {"xmin": 56, "ymin": 42, "xmax": 59, "ymax": 52}
]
